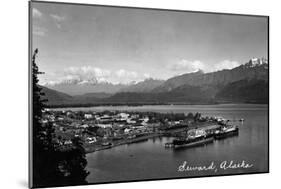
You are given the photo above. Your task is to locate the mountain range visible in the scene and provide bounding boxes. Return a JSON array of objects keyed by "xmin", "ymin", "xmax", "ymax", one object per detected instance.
[{"xmin": 41, "ymin": 58, "xmax": 268, "ymax": 106}]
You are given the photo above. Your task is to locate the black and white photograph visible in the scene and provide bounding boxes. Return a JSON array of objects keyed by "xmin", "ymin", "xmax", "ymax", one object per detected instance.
[{"xmin": 29, "ymin": 1, "xmax": 269, "ymax": 188}]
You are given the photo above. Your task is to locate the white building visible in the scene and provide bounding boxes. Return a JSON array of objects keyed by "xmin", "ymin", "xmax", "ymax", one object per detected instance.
[
  {"xmin": 86, "ymin": 137, "xmax": 97, "ymax": 144},
  {"xmin": 97, "ymin": 124, "xmax": 112, "ymax": 128},
  {"xmin": 124, "ymin": 128, "xmax": 131, "ymax": 133},
  {"xmin": 118, "ymin": 113, "xmax": 129, "ymax": 119},
  {"xmin": 127, "ymin": 119, "xmax": 136, "ymax": 124},
  {"xmin": 80, "ymin": 124, "xmax": 89, "ymax": 128},
  {"xmin": 84, "ymin": 114, "xmax": 93, "ymax": 119}
]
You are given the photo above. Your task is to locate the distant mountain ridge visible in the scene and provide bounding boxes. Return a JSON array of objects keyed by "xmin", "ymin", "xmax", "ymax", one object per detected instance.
[
  {"xmin": 215, "ymin": 79, "xmax": 268, "ymax": 103},
  {"xmin": 153, "ymin": 58, "xmax": 268, "ymax": 93},
  {"xmin": 41, "ymin": 58, "xmax": 269, "ymax": 106},
  {"xmin": 44, "ymin": 82, "xmax": 128, "ymax": 96},
  {"xmin": 119, "ymin": 78, "xmax": 165, "ymax": 93},
  {"xmin": 44, "ymin": 77, "xmax": 165, "ymax": 96},
  {"xmin": 41, "ymin": 86, "xmax": 73, "ymax": 105}
]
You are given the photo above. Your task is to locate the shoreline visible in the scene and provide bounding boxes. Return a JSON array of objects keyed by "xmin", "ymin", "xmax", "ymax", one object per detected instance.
[
  {"xmin": 84, "ymin": 124, "xmax": 222, "ymax": 154},
  {"xmin": 50, "ymin": 103, "xmax": 268, "ymax": 111},
  {"xmin": 84, "ymin": 133, "xmax": 163, "ymax": 153}
]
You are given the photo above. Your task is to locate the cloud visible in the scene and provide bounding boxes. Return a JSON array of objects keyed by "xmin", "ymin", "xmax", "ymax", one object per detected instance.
[
  {"xmin": 50, "ymin": 14, "xmax": 65, "ymax": 29},
  {"xmin": 43, "ymin": 66, "xmax": 152, "ymax": 85},
  {"xmin": 32, "ymin": 8, "xmax": 42, "ymax": 18},
  {"xmin": 143, "ymin": 73, "xmax": 151, "ymax": 78},
  {"xmin": 116, "ymin": 69, "xmax": 138, "ymax": 78},
  {"xmin": 33, "ymin": 26, "xmax": 47, "ymax": 37},
  {"xmin": 65, "ymin": 66, "xmax": 111, "ymax": 77},
  {"xmin": 44, "ymin": 74, "xmax": 84, "ymax": 85},
  {"xmin": 63, "ymin": 66, "xmax": 111, "ymax": 83},
  {"xmin": 213, "ymin": 60, "xmax": 240, "ymax": 71},
  {"xmin": 114, "ymin": 69, "xmax": 140, "ymax": 84},
  {"xmin": 168, "ymin": 59, "xmax": 206, "ymax": 73},
  {"xmin": 42, "ymin": 60, "xmax": 241, "ymax": 86},
  {"xmin": 168, "ymin": 59, "xmax": 241, "ymax": 74}
]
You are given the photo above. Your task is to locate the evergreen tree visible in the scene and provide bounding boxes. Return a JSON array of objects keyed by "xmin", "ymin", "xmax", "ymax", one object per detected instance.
[
  {"xmin": 61, "ymin": 137, "xmax": 89, "ymax": 185},
  {"xmin": 32, "ymin": 48, "xmax": 61, "ymax": 187},
  {"xmin": 194, "ymin": 112, "xmax": 201, "ymax": 122},
  {"xmin": 32, "ymin": 49, "xmax": 89, "ymax": 187},
  {"xmin": 186, "ymin": 112, "xmax": 194, "ymax": 120}
]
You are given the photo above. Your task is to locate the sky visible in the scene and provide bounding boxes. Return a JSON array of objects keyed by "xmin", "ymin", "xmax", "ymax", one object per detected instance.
[{"xmin": 31, "ymin": 2, "xmax": 268, "ymax": 85}]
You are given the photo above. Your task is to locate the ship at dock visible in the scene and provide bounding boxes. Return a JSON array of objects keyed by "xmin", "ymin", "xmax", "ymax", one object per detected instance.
[
  {"xmin": 165, "ymin": 124, "xmax": 239, "ymax": 149},
  {"xmin": 214, "ymin": 125, "xmax": 239, "ymax": 139},
  {"xmin": 168, "ymin": 129, "xmax": 214, "ymax": 149}
]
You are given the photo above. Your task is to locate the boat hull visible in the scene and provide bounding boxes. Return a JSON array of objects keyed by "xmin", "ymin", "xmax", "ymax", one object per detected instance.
[
  {"xmin": 173, "ymin": 137, "xmax": 214, "ymax": 149},
  {"xmin": 214, "ymin": 128, "xmax": 239, "ymax": 139}
]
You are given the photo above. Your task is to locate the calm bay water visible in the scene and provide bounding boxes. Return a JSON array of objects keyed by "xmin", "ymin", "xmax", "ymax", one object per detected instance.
[{"xmin": 57, "ymin": 104, "xmax": 268, "ymax": 183}]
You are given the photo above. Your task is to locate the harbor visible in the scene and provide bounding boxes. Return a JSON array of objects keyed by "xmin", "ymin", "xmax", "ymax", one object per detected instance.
[
  {"xmin": 83, "ymin": 119, "xmax": 241, "ymax": 153},
  {"xmin": 85, "ymin": 104, "xmax": 268, "ymax": 183},
  {"xmin": 46, "ymin": 107, "xmax": 245, "ymax": 153},
  {"xmin": 83, "ymin": 118, "xmax": 242, "ymax": 153}
]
